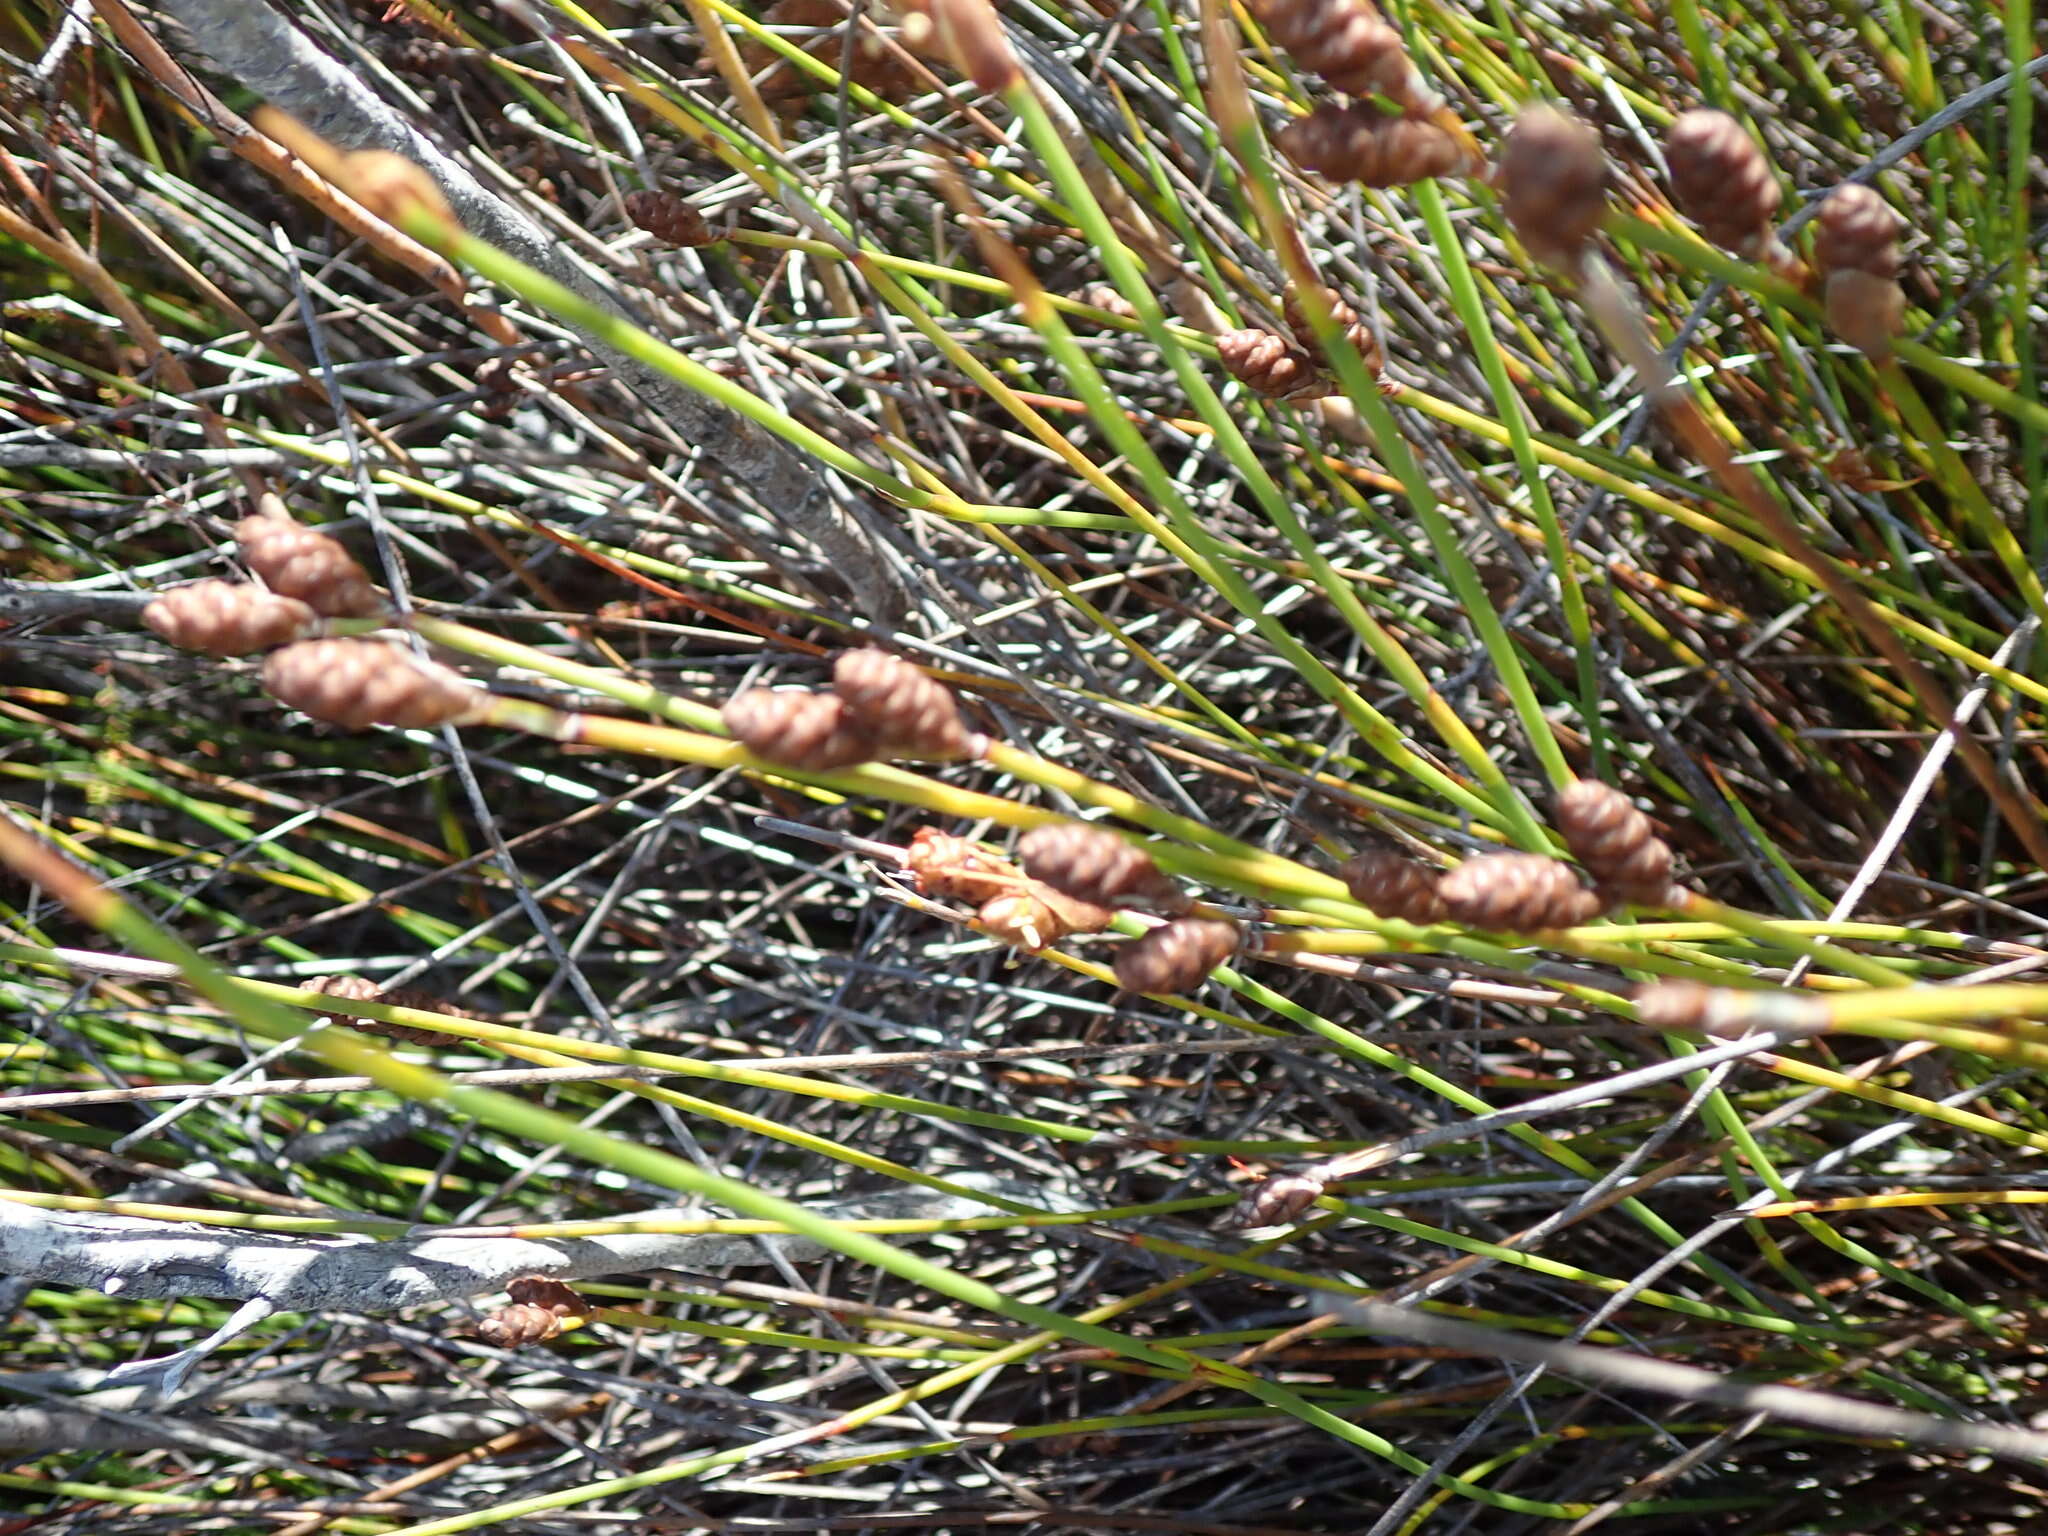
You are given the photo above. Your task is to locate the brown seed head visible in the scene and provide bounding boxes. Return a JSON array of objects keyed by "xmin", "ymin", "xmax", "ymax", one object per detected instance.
[
  {"xmin": 477, "ymin": 1301, "xmax": 568, "ymax": 1348},
  {"xmin": 263, "ymin": 639, "xmax": 483, "ymax": 731},
  {"xmin": 1279, "ymin": 103, "xmax": 1473, "ymax": 187},
  {"xmin": 1220, "ymin": 1171, "xmax": 1328, "ymax": 1230},
  {"xmin": 1217, "ymin": 328, "xmax": 1332, "ymax": 401},
  {"xmin": 1112, "ymin": 917, "xmax": 1240, "ymax": 994},
  {"xmin": 235, "ymin": 515, "xmax": 383, "ymax": 617},
  {"xmin": 831, "ymin": 647, "xmax": 972, "ymax": 758},
  {"xmin": 1664, "ymin": 108, "xmax": 1782, "ymax": 257},
  {"xmin": 1554, "ymin": 779, "xmax": 1675, "ymax": 908},
  {"xmin": 1282, "ymin": 283, "xmax": 1384, "ymax": 376},
  {"xmin": 506, "ymin": 1276, "xmax": 594, "ymax": 1320},
  {"xmin": 1437, "ymin": 852, "xmax": 1602, "ymax": 931},
  {"xmin": 1499, "ymin": 105, "xmax": 1610, "ymax": 269},
  {"xmin": 1337, "ymin": 849, "xmax": 1447, "ymax": 924},
  {"xmin": 1823, "ymin": 269, "xmax": 1906, "ymax": 361},
  {"xmin": 143, "ymin": 580, "xmax": 316, "ymax": 657},
  {"xmin": 624, "ymin": 189, "xmax": 715, "ymax": 246},
  {"xmin": 905, "ymin": 827, "xmax": 1019, "ymax": 903},
  {"xmin": 1253, "ymin": 0, "xmax": 1438, "ymax": 115},
  {"xmin": 723, "ymin": 688, "xmax": 878, "ymax": 770},
  {"xmin": 1635, "ymin": 981, "xmax": 1830, "ymax": 1039},
  {"xmin": 1812, "ymin": 183, "xmax": 1901, "ymax": 279},
  {"xmin": 301, "ymin": 973, "xmax": 470, "ymax": 1047},
  {"xmin": 1017, "ymin": 822, "xmax": 1184, "ymax": 910}
]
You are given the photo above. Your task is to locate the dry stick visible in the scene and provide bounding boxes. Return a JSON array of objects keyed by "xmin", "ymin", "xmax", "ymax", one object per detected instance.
[
  {"xmin": 137, "ymin": 0, "xmax": 903, "ymax": 619},
  {"xmin": 1575, "ymin": 257, "xmax": 2048, "ymax": 872},
  {"xmin": 1335, "ymin": 1302, "xmax": 2048, "ymax": 1465}
]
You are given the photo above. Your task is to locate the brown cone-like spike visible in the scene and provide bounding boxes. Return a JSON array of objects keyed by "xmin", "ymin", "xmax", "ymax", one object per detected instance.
[
  {"xmin": 1812, "ymin": 183, "xmax": 1901, "ymax": 280},
  {"xmin": 1554, "ymin": 779, "xmax": 1676, "ymax": 907},
  {"xmin": 235, "ymin": 515, "xmax": 383, "ymax": 617},
  {"xmin": 143, "ymin": 580, "xmax": 316, "ymax": 657},
  {"xmin": 977, "ymin": 886, "xmax": 1115, "ymax": 953},
  {"xmin": 1217, "ymin": 329, "xmax": 1331, "ymax": 401},
  {"xmin": 1113, "ymin": 917, "xmax": 1240, "ymax": 994},
  {"xmin": 1252, "ymin": 0, "xmax": 1438, "ymax": 115},
  {"xmin": 1823, "ymin": 269, "xmax": 1906, "ymax": 361},
  {"xmin": 263, "ymin": 640, "xmax": 482, "ymax": 731},
  {"xmin": 1221, "ymin": 1171, "xmax": 1327, "ymax": 1230},
  {"xmin": 1282, "ymin": 284, "xmax": 1384, "ymax": 377},
  {"xmin": 1279, "ymin": 103, "xmax": 1472, "ymax": 187},
  {"xmin": 302, "ymin": 973, "xmax": 470, "ymax": 1047},
  {"xmin": 1437, "ymin": 852, "xmax": 1602, "ymax": 931},
  {"xmin": 624, "ymin": 189, "xmax": 715, "ymax": 246},
  {"xmin": 1635, "ymin": 981, "xmax": 1829, "ymax": 1039},
  {"xmin": 832, "ymin": 648, "xmax": 972, "ymax": 758},
  {"xmin": 906, "ymin": 828, "xmax": 1019, "ymax": 903},
  {"xmin": 1499, "ymin": 105, "xmax": 1610, "ymax": 269},
  {"xmin": 477, "ymin": 1301, "xmax": 568, "ymax": 1348},
  {"xmin": 506, "ymin": 1275, "xmax": 594, "ymax": 1320},
  {"xmin": 724, "ymin": 688, "xmax": 878, "ymax": 770},
  {"xmin": 1338, "ymin": 849, "xmax": 1447, "ymax": 923},
  {"xmin": 1018, "ymin": 823, "xmax": 1184, "ymax": 910},
  {"xmin": 1664, "ymin": 109, "xmax": 1782, "ymax": 258}
]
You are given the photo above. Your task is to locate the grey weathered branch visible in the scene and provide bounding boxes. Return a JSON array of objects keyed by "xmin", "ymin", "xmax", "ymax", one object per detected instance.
[
  {"xmin": 147, "ymin": 0, "xmax": 900, "ymax": 616},
  {"xmin": 3, "ymin": 1178, "xmax": 1036, "ymax": 1395}
]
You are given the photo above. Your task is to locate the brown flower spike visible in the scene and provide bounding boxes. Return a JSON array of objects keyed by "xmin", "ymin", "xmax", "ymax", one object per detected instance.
[
  {"xmin": 1437, "ymin": 852, "xmax": 1602, "ymax": 931},
  {"xmin": 476, "ymin": 1278, "xmax": 592, "ymax": 1348},
  {"xmin": 143, "ymin": 580, "xmax": 316, "ymax": 657},
  {"xmin": 1498, "ymin": 105, "xmax": 1609, "ymax": 270},
  {"xmin": 1279, "ymin": 104, "xmax": 1471, "ymax": 187},
  {"xmin": 905, "ymin": 828, "xmax": 1019, "ymax": 903},
  {"xmin": 235, "ymin": 515, "xmax": 383, "ymax": 617},
  {"xmin": 1017, "ymin": 823, "xmax": 1184, "ymax": 910},
  {"xmin": 1664, "ymin": 109, "xmax": 1782, "ymax": 259},
  {"xmin": 724, "ymin": 689, "xmax": 878, "ymax": 770},
  {"xmin": 1252, "ymin": 0, "xmax": 1438, "ymax": 116},
  {"xmin": 624, "ymin": 189, "xmax": 715, "ymax": 247},
  {"xmin": 977, "ymin": 887, "xmax": 1115, "ymax": 952},
  {"xmin": 1812, "ymin": 185, "xmax": 1905, "ymax": 360},
  {"xmin": 1338, "ymin": 849, "xmax": 1447, "ymax": 924},
  {"xmin": 832, "ymin": 647, "xmax": 973, "ymax": 758},
  {"xmin": 1282, "ymin": 284, "xmax": 1385, "ymax": 377},
  {"xmin": 1113, "ymin": 917, "xmax": 1240, "ymax": 994},
  {"xmin": 1217, "ymin": 329, "xmax": 1331, "ymax": 402},
  {"xmin": 263, "ymin": 639, "xmax": 482, "ymax": 731},
  {"xmin": 301, "ymin": 973, "xmax": 471, "ymax": 1047},
  {"xmin": 1554, "ymin": 779, "xmax": 1675, "ymax": 908},
  {"xmin": 1222, "ymin": 1171, "xmax": 1328, "ymax": 1230}
]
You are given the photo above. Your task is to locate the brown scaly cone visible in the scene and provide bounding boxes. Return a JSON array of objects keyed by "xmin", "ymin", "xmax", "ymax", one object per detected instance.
[
  {"xmin": 1282, "ymin": 283, "xmax": 1385, "ymax": 378},
  {"xmin": 1113, "ymin": 917, "xmax": 1240, "ymax": 994},
  {"xmin": 1498, "ymin": 105, "xmax": 1610, "ymax": 270},
  {"xmin": 143, "ymin": 580, "xmax": 316, "ymax": 657},
  {"xmin": 905, "ymin": 828, "xmax": 1020, "ymax": 903},
  {"xmin": 301, "ymin": 973, "xmax": 472, "ymax": 1047},
  {"xmin": 1250, "ymin": 0, "xmax": 1439, "ymax": 116},
  {"xmin": 1824, "ymin": 269, "xmax": 1907, "ymax": 363},
  {"xmin": 235, "ymin": 515, "xmax": 384, "ymax": 618},
  {"xmin": 1017, "ymin": 822, "xmax": 1186, "ymax": 911},
  {"xmin": 263, "ymin": 639, "xmax": 483, "ymax": 731},
  {"xmin": 1217, "ymin": 328, "xmax": 1332, "ymax": 402},
  {"xmin": 831, "ymin": 647, "xmax": 973, "ymax": 759},
  {"xmin": 1337, "ymin": 849, "xmax": 1447, "ymax": 924},
  {"xmin": 1663, "ymin": 109, "xmax": 1781, "ymax": 260},
  {"xmin": 1554, "ymin": 779, "xmax": 1676, "ymax": 909},
  {"xmin": 1279, "ymin": 103, "xmax": 1472, "ymax": 187},
  {"xmin": 976, "ymin": 885, "xmax": 1116, "ymax": 953},
  {"xmin": 1220, "ymin": 1170, "xmax": 1328, "ymax": 1230},
  {"xmin": 1437, "ymin": 852, "xmax": 1603, "ymax": 931},
  {"xmin": 723, "ymin": 688, "xmax": 878, "ymax": 770},
  {"xmin": 476, "ymin": 1278, "xmax": 593, "ymax": 1348},
  {"xmin": 1812, "ymin": 183, "xmax": 1902, "ymax": 280},
  {"xmin": 623, "ymin": 189, "xmax": 716, "ymax": 247}
]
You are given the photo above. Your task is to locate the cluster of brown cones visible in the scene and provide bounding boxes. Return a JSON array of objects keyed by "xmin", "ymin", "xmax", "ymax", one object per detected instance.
[
  {"xmin": 1257, "ymin": 0, "xmax": 1476, "ymax": 188},
  {"xmin": 1017, "ymin": 824, "xmax": 1237, "ymax": 993},
  {"xmin": 476, "ymin": 1276, "xmax": 594, "ymax": 1348},
  {"xmin": 1339, "ymin": 779, "xmax": 1678, "ymax": 933},
  {"xmin": 723, "ymin": 648, "xmax": 981, "ymax": 769},
  {"xmin": 142, "ymin": 516, "xmax": 483, "ymax": 733},
  {"xmin": 1216, "ymin": 281, "xmax": 1387, "ymax": 402}
]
